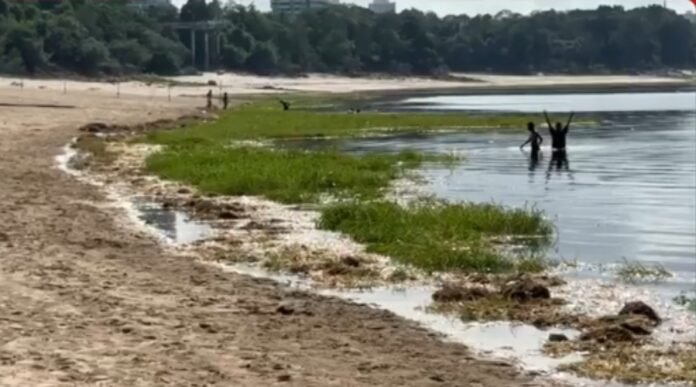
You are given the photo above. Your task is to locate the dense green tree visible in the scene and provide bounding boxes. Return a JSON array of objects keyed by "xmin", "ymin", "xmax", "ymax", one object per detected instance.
[
  {"xmin": 221, "ymin": 44, "xmax": 247, "ymax": 68},
  {"xmin": 245, "ymin": 41, "xmax": 278, "ymax": 74},
  {"xmin": 180, "ymin": 0, "xmax": 209, "ymax": 22},
  {"xmin": 3, "ymin": 23, "xmax": 45, "ymax": 73},
  {"xmin": 0, "ymin": 2, "xmax": 694, "ymax": 77}
]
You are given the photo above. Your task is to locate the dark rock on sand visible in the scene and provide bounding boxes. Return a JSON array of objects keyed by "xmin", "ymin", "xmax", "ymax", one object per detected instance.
[
  {"xmin": 548, "ymin": 333, "xmax": 569, "ymax": 342},
  {"xmin": 341, "ymin": 256, "xmax": 361, "ymax": 268},
  {"xmin": 276, "ymin": 303, "xmax": 295, "ymax": 315},
  {"xmin": 276, "ymin": 301, "xmax": 313, "ymax": 317},
  {"xmin": 219, "ymin": 211, "xmax": 242, "ymax": 220},
  {"xmin": 432, "ymin": 284, "xmax": 491, "ymax": 303},
  {"xmin": 580, "ymin": 315, "xmax": 654, "ymax": 343},
  {"xmin": 619, "ymin": 301, "xmax": 661, "ymax": 326},
  {"xmin": 80, "ymin": 122, "xmax": 109, "ymax": 133},
  {"xmin": 501, "ymin": 278, "xmax": 550, "ymax": 302}
]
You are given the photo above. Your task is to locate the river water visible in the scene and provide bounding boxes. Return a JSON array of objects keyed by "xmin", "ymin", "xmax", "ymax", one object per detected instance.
[{"xmin": 308, "ymin": 92, "xmax": 696, "ymax": 298}]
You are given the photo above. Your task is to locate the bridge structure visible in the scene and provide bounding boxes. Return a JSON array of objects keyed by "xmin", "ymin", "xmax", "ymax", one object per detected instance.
[{"xmin": 162, "ymin": 21, "xmax": 227, "ymax": 70}]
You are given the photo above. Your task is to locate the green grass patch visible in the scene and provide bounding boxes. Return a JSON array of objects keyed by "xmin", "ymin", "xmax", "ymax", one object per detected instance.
[
  {"xmin": 145, "ymin": 98, "xmax": 536, "ymax": 146},
  {"xmin": 318, "ymin": 199, "xmax": 552, "ymax": 273},
  {"xmin": 145, "ymin": 145, "xmax": 449, "ymax": 203},
  {"xmin": 142, "ymin": 95, "xmax": 555, "ymax": 275}
]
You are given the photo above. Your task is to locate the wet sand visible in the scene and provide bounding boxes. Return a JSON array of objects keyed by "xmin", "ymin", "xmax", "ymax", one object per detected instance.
[{"xmin": 0, "ymin": 86, "xmax": 548, "ymax": 386}]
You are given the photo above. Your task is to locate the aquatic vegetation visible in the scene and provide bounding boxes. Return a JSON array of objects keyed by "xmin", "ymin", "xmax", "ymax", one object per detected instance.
[
  {"xmin": 146, "ymin": 146, "xmax": 448, "ymax": 204},
  {"xmin": 145, "ymin": 98, "xmax": 536, "ymax": 146},
  {"xmin": 143, "ymin": 96, "xmax": 553, "ymax": 276},
  {"xmin": 318, "ymin": 199, "xmax": 552, "ymax": 273},
  {"xmin": 673, "ymin": 293, "xmax": 696, "ymax": 312},
  {"xmin": 72, "ymin": 135, "xmax": 117, "ymax": 168},
  {"xmin": 615, "ymin": 258, "xmax": 673, "ymax": 283},
  {"xmin": 428, "ymin": 275, "xmax": 575, "ymax": 326},
  {"xmin": 550, "ymin": 342, "xmax": 696, "ymax": 385}
]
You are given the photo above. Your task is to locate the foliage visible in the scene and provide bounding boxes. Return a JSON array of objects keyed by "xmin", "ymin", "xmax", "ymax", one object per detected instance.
[
  {"xmin": 145, "ymin": 146, "xmax": 431, "ymax": 203},
  {"xmin": 145, "ymin": 98, "xmax": 536, "ymax": 146},
  {"xmin": 673, "ymin": 293, "xmax": 696, "ymax": 312},
  {"xmin": 0, "ymin": 0, "xmax": 187, "ymax": 75},
  {"xmin": 318, "ymin": 199, "xmax": 552, "ymax": 273},
  {"xmin": 1, "ymin": 1, "xmax": 693, "ymax": 76}
]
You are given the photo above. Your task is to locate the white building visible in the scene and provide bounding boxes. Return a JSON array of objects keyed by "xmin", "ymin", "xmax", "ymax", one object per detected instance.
[
  {"xmin": 271, "ymin": 0, "xmax": 340, "ymax": 13},
  {"xmin": 368, "ymin": 0, "xmax": 395, "ymax": 13}
]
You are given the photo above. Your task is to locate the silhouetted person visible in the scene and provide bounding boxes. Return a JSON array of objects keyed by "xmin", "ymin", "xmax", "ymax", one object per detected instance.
[
  {"xmin": 520, "ymin": 121, "xmax": 543, "ymax": 160},
  {"xmin": 544, "ymin": 110, "xmax": 574, "ymax": 153},
  {"xmin": 278, "ymin": 99, "xmax": 290, "ymax": 111},
  {"xmin": 206, "ymin": 89, "xmax": 213, "ymax": 109},
  {"xmin": 520, "ymin": 122, "xmax": 543, "ymax": 171},
  {"xmin": 222, "ymin": 92, "xmax": 229, "ymax": 110}
]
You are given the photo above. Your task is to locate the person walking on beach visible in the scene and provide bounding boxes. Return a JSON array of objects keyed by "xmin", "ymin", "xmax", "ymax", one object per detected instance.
[
  {"xmin": 206, "ymin": 89, "xmax": 213, "ymax": 109},
  {"xmin": 222, "ymin": 92, "xmax": 229, "ymax": 110}
]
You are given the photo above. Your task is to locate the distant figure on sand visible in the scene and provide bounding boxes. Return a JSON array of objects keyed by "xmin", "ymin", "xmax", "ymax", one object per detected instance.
[
  {"xmin": 206, "ymin": 89, "xmax": 213, "ymax": 109},
  {"xmin": 222, "ymin": 92, "xmax": 229, "ymax": 110},
  {"xmin": 520, "ymin": 121, "xmax": 543, "ymax": 160},
  {"xmin": 278, "ymin": 99, "xmax": 290, "ymax": 111}
]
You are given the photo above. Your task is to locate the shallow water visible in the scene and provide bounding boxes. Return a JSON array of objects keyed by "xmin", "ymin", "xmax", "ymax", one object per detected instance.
[
  {"xmin": 225, "ymin": 263, "xmax": 582, "ymax": 375},
  {"xmin": 400, "ymin": 91, "xmax": 696, "ymax": 113},
  {"xmin": 131, "ymin": 197, "xmax": 212, "ymax": 245},
  {"xmin": 289, "ymin": 92, "xmax": 696, "ymax": 298}
]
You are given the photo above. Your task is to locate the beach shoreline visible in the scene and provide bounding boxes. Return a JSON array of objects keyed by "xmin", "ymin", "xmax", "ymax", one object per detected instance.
[
  {"xmin": 1, "ymin": 76, "xmax": 693, "ymax": 386},
  {"xmin": 2, "ymin": 72, "xmax": 693, "ymax": 100},
  {"xmin": 0, "ymin": 81, "xmax": 553, "ymax": 386}
]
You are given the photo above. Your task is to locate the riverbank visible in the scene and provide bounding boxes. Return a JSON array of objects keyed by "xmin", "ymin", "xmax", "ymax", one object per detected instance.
[
  {"xmin": 0, "ymin": 86, "xmax": 548, "ymax": 386},
  {"xmin": 70, "ymin": 94, "xmax": 695, "ymax": 385},
  {"xmin": 2, "ymin": 80, "xmax": 694, "ymax": 386},
  {"xmin": 2, "ymin": 72, "xmax": 693, "ymax": 101}
]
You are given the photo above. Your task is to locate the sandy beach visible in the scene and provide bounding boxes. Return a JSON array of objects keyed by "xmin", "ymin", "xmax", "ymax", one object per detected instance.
[
  {"xmin": 1, "ymin": 72, "xmax": 692, "ymax": 101},
  {"xmin": 0, "ymin": 81, "xmax": 558, "ymax": 386}
]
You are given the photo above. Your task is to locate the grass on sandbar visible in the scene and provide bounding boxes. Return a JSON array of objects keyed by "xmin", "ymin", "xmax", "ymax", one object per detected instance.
[
  {"xmin": 146, "ymin": 145, "xmax": 443, "ymax": 203},
  {"xmin": 143, "ymin": 96, "xmax": 553, "ymax": 274},
  {"xmin": 146, "ymin": 98, "xmax": 536, "ymax": 146},
  {"xmin": 318, "ymin": 199, "xmax": 552, "ymax": 273}
]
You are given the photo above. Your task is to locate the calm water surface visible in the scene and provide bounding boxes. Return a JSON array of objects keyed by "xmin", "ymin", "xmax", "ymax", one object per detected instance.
[{"xmin": 303, "ymin": 92, "xmax": 696, "ymax": 295}]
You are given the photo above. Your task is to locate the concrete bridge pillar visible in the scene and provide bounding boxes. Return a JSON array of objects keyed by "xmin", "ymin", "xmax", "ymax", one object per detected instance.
[
  {"xmin": 190, "ymin": 29, "xmax": 196, "ymax": 67},
  {"xmin": 204, "ymin": 31, "xmax": 209, "ymax": 70}
]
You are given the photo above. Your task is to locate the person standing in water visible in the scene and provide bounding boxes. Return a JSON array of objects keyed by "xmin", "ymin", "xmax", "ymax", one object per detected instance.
[
  {"xmin": 544, "ymin": 110, "xmax": 574, "ymax": 170},
  {"xmin": 520, "ymin": 122, "xmax": 543, "ymax": 157},
  {"xmin": 544, "ymin": 110, "xmax": 574, "ymax": 152},
  {"xmin": 520, "ymin": 121, "xmax": 544, "ymax": 169}
]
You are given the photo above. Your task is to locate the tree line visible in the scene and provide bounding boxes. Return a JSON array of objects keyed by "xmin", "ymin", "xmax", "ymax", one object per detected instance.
[{"xmin": 1, "ymin": 0, "xmax": 694, "ymax": 77}]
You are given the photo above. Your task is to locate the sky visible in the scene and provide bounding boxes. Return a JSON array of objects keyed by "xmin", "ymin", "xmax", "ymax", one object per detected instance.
[{"xmin": 171, "ymin": 0, "xmax": 695, "ymax": 15}]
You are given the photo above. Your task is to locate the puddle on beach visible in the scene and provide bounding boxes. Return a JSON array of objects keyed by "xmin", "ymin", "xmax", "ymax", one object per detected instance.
[
  {"xmin": 131, "ymin": 197, "xmax": 213, "ymax": 245},
  {"xmin": 225, "ymin": 264, "xmax": 582, "ymax": 374}
]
